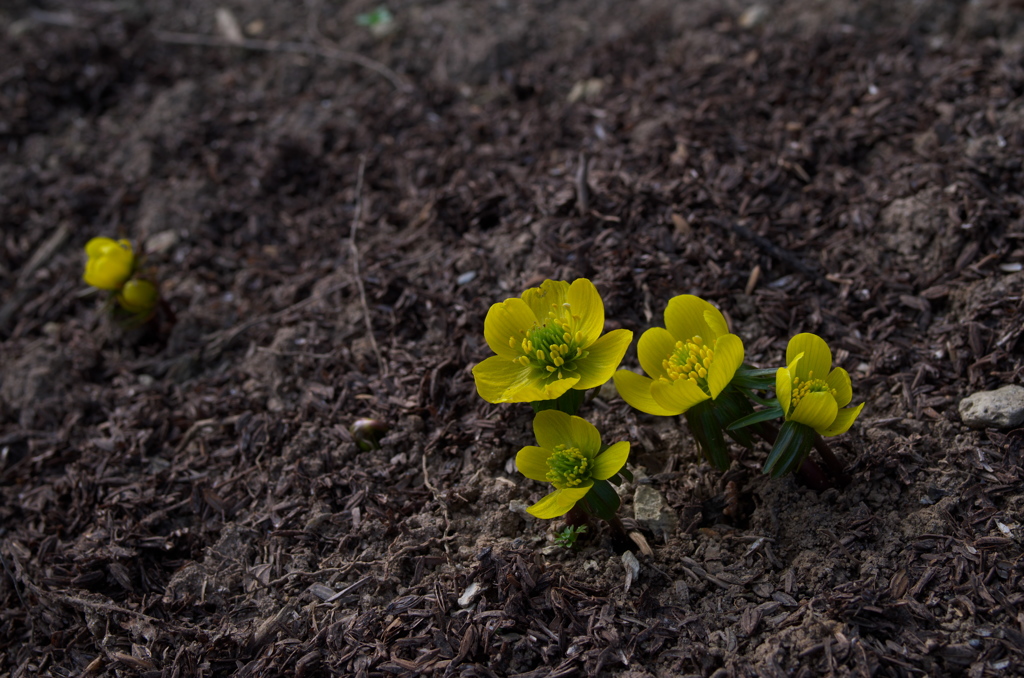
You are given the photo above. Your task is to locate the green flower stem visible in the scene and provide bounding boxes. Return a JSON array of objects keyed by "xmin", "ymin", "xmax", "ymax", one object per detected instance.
[
  {"xmin": 565, "ymin": 483, "xmax": 636, "ymax": 552},
  {"xmin": 756, "ymin": 422, "xmax": 848, "ymax": 486},
  {"xmin": 811, "ymin": 434, "xmax": 849, "ymax": 487},
  {"xmin": 565, "ymin": 503, "xmax": 592, "ymax": 531},
  {"xmin": 574, "ymin": 500, "xmax": 634, "ymax": 551},
  {"xmin": 531, "ymin": 388, "xmax": 586, "ymax": 416},
  {"xmin": 796, "ymin": 458, "xmax": 831, "ymax": 491}
]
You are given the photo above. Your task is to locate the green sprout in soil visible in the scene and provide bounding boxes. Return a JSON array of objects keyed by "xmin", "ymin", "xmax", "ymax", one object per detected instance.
[
  {"xmin": 555, "ymin": 525, "xmax": 588, "ymax": 549},
  {"xmin": 356, "ymin": 6, "xmax": 395, "ymax": 37}
]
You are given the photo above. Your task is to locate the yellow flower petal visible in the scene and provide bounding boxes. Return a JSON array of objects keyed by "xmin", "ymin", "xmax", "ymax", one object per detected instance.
[
  {"xmin": 826, "ymin": 367, "xmax": 853, "ymax": 408},
  {"xmin": 613, "ymin": 370, "xmax": 681, "ymax": 416},
  {"xmin": 664, "ymin": 295, "xmax": 715, "ymax": 344},
  {"xmin": 533, "ymin": 409, "xmax": 601, "ymax": 455},
  {"xmin": 535, "ymin": 377, "xmax": 582, "ymax": 401},
  {"xmin": 650, "ymin": 377, "xmax": 709, "ymax": 414},
  {"xmin": 527, "ymin": 485, "xmax": 592, "ymax": 519},
  {"xmin": 482, "ymin": 297, "xmax": 537, "ymax": 359},
  {"xmin": 703, "ymin": 307, "xmax": 730, "ymax": 339},
  {"xmin": 567, "ymin": 278, "xmax": 604, "ymax": 345},
  {"xmin": 776, "ymin": 365, "xmax": 794, "ymax": 415},
  {"xmin": 473, "ymin": 356, "xmax": 579, "ymax": 403},
  {"xmin": 592, "ymin": 441, "xmax": 630, "ymax": 480},
  {"xmin": 473, "ymin": 356, "xmax": 532, "ymax": 402},
  {"xmin": 573, "ymin": 328, "xmax": 632, "ymax": 389},
  {"xmin": 786, "ymin": 333, "xmax": 832, "ymax": 382},
  {"xmin": 515, "ymin": 446, "xmax": 552, "ymax": 482},
  {"xmin": 522, "ymin": 279, "xmax": 569, "ymax": 326},
  {"xmin": 706, "ymin": 333, "xmax": 744, "ymax": 399},
  {"xmin": 822, "ymin": 402, "xmax": 864, "ymax": 437},
  {"xmin": 637, "ymin": 327, "xmax": 676, "ymax": 380},
  {"xmin": 790, "ymin": 391, "xmax": 839, "ymax": 433},
  {"xmin": 83, "ymin": 237, "xmax": 134, "ymax": 290}
]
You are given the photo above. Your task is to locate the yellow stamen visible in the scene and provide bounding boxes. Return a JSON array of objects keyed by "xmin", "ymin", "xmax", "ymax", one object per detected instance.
[
  {"xmin": 789, "ymin": 371, "xmax": 837, "ymax": 413},
  {"xmin": 659, "ymin": 335, "xmax": 716, "ymax": 395},
  {"xmin": 507, "ymin": 301, "xmax": 588, "ymax": 383},
  {"xmin": 545, "ymin": 445, "xmax": 591, "ymax": 488}
]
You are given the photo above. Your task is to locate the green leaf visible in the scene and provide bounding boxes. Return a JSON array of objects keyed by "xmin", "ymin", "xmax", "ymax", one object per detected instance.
[
  {"xmin": 532, "ymin": 388, "xmax": 586, "ymax": 416},
  {"xmin": 763, "ymin": 420, "xmax": 816, "ymax": 477},
  {"xmin": 730, "ymin": 374, "xmax": 776, "ymax": 391},
  {"xmin": 684, "ymin": 400, "xmax": 731, "ymax": 471},
  {"xmin": 735, "ymin": 366, "xmax": 778, "ymax": 378},
  {"xmin": 713, "ymin": 388, "xmax": 756, "ymax": 448},
  {"xmin": 583, "ymin": 479, "xmax": 621, "ymax": 522},
  {"xmin": 731, "ymin": 366, "xmax": 778, "ymax": 391},
  {"xmin": 727, "ymin": 405, "xmax": 784, "ymax": 431},
  {"xmin": 737, "ymin": 387, "xmax": 778, "ymax": 407}
]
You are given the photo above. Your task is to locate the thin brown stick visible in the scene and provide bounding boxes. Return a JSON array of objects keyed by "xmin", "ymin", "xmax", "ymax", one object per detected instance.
[
  {"xmin": 575, "ymin": 151, "xmax": 589, "ymax": 215},
  {"xmin": 349, "ymin": 156, "xmax": 388, "ymax": 378},
  {"xmin": 152, "ymin": 30, "xmax": 412, "ymax": 92}
]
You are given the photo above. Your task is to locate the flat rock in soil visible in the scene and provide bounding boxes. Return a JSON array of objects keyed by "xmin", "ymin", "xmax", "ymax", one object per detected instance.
[{"xmin": 958, "ymin": 384, "xmax": 1024, "ymax": 429}]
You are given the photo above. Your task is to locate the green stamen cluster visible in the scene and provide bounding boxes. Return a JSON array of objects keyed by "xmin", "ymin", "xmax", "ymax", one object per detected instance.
[
  {"xmin": 545, "ymin": 444, "xmax": 590, "ymax": 488},
  {"xmin": 661, "ymin": 335, "xmax": 715, "ymax": 394},
  {"xmin": 789, "ymin": 371, "xmax": 836, "ymax": 413},
  {"xmin": 509, "ymin": 303, "xmax": 589, "ymax": 381}
]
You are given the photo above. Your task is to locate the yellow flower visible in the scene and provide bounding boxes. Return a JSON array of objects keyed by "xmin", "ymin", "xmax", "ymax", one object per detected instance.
[
  {"xmin": 613, "ymin": 295, "xmax": 745, "ymax": 416},
  {"xmin": 473, "ymin": 279, "xmax": 632, "ymax": 403},
  {"xmin": 117, "ymin": 279, "xmax": 159, "ymax": 316},
  {"xmin": 776, "ymin": 333, "xmax": 864, "ymax": 436},
  {"xmin": 516, "ymin": 410, "xmax": 630, "ymax": 519},
  {"xmin": 83, "ymin": 237, "xmax": 134, "ymax": 290}
]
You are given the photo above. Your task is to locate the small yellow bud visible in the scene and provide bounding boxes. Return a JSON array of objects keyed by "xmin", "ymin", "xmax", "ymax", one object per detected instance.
[{"xmin": 117, "ymin": 279, "xmax": 159, "ymax": 315}]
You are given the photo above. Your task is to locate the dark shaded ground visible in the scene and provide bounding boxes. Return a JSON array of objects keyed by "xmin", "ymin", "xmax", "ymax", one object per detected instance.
[{"xmin": 2, "ymin": 0, "xmax": 1024, "ymax": 675}]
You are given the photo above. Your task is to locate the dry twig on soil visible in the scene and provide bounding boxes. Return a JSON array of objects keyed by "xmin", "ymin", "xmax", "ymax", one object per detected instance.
[
  {"xmin": 152, "ymin": 30, "xmax": 411, "ymax": 92},
  {"xmin": 348, "ymin": 156, "xmax": 388, "ymax": 378}
]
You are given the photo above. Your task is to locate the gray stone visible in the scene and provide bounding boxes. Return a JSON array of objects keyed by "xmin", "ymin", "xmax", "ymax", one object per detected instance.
[
  {"xmin": 633, "ymin": 484, "xmax": 678, "ymax": 538},
  {"xmin": 959, "ymin": 385, "xmax": 1024, "ymax": 429}
]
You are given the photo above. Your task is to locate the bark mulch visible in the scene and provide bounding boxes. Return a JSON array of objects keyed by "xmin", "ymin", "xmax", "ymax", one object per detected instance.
[{"xmin": 2, "ymin": 1, "xmax": 1024, "ymax": 676}]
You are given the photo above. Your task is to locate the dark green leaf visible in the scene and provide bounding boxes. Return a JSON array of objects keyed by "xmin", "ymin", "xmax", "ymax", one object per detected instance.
[
  {"xmin": 685, "ymin": 400, "xmax": 731, "ymax": 471},
  {"xmin": 764, "ymin": 420, "xmax": 815, "ymax": 477},
  {"xmin": 727, "ymin": 405, "xmax": 783, "ymax": 431},
  {"xmin": 735, "ymin": 366, "xmax": 778, "ymax": 378},
  {"xmin": 584, "ymin": 479, "xmax": 621, "ymax": 522},
  {"xmin": 713, "ymin": 389, "xmax": 756, "ymax": 448}
]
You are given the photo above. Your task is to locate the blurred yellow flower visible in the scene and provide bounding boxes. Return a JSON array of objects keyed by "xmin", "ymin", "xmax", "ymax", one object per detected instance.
[
  {"xmin": 472, "ymin": 279, "xmax": 632, "ymax": 403},
  {"xmin": 613, "ymin": 295, "xmax": 744, "ymax": 416},
  {"xmin": 776, "ymin": 333, "xmax": 864, "ymax": 436},
  {"xmin": 117, "ymin": 279, "xmax": 159, "ymax": 316},
  {"xmin": 83, "ymin": 237, "xmax": 134, "ymax": 290},
  {"xmin": 516, "ymin": 410, "xmax": 629, "ymax": 519}
]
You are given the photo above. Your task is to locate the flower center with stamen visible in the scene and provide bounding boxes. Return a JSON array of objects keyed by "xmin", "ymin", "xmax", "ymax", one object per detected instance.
[
  {"xmin": 508, "ymin": 302, "xmax": 589, "ymax": 381},
  {"xmin": 545, "ymin": 444, "xmax": 591, "ymax": 488},
  {"xmin": 660, "ymin": 335, "xmax": 715, "ymax": 395},
  {"xmin": 789, "ymin": 371, "xmax": 836, "ymax": 413}
]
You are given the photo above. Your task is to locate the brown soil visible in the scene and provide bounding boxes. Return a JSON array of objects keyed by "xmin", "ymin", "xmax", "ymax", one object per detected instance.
[{"xmin": 2, "ymin": 1, "xmax": 1024, "ymax": 676}]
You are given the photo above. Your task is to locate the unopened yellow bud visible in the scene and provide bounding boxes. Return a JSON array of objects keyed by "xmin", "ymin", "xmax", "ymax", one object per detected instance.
[
  {"xmin": 117, "ymin": 279, "xmax": 159, "ymax": 315},
  {"xmin": 83, "ymin": 237, "xmax": 134, "ymax": 290}
]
